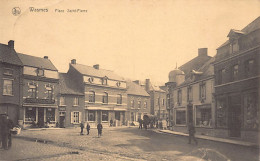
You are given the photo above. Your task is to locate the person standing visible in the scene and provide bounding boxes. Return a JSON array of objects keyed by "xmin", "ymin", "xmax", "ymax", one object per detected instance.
[
  {"xmin": 86, "ymin": 123, "xmax": 90, "ymax": 135},
  {"xmin": 80, "ymin": 122, "xmax": 84, "ymax": 135},
  {"xmin": 188, "ymin": 122, "xmax": 198, "ymax": 145},
  {"xmin": 0, "ymin": 114, "xmax": 8, "ymax": 150},
  {"xmin": 97, "ymin": 123, "xmax": 103, "ymax": 137},
  {"xmin": 110, "ymin": 119, "xmax": 113, "ymax": 127},
  {"xmin": 6, "ymin": 115, "xmax": 13, "ymax": 149}
]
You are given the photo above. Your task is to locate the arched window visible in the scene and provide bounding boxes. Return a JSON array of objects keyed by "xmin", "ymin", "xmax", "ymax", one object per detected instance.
[
  {"xmin": 89, "ymin": 91, "xmax": 95, "ymax": 103},
  {"xmin": 117, "ymin": 94, "xmax": 122, "ymax": 104},
  {"xmin": 102, "ymin": 92, "xmax": 108, "ymax": 104}
]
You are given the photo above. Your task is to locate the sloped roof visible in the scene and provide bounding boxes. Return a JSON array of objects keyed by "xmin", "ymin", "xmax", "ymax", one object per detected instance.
[
  {"xmin": 127, "ymin": 81, "xmax": 150, "ymax": 97},
  {"xmin": 71, "ymin": 63, "xmax": 125, "ymax": 81},
  {"xmin": 179, "ymin": 54, "xmax": 212, "ymax": 77},
  {"xmin": 17, "ymin": 53, "xmax": 57, "ymax": 71},
  {"xmin": 0, "ymin": 43, "xmax": 22, "ymax": 66},
  {"xmin": 217, "ymin": 16, "xmax": 260, "ymax": 49},
  {"xmin": 59, "ymin": 73, "xmax": 84, "ymax": 95}
]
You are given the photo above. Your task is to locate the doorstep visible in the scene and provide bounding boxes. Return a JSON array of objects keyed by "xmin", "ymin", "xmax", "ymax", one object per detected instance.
[{"xmin": 157, "ymin": 129, "xmax": 259, "ymax": 148}]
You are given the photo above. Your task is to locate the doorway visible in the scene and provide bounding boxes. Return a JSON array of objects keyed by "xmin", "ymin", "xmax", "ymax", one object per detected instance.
[
  {"xmin": 38, "ymin": 108, "xmax": 44, "ymax": 127},
  {"xmin": 229, "ymin": 95, "xmax": 241, "ymax": 137},
  {"xmin": 187, "ymin": 104, "xmax": 193, "ymax": 124}
]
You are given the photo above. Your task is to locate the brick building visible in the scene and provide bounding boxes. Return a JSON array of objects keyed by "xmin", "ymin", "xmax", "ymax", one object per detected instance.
[
  {"xmin": 214, "ymin": 17, "xmax": 260, "ymax": 142},
  {"xmin": 126, "ymin": 81, "xmax": 150, "ymax": 125},
  {"xmin": 0, "ymin": 40, "xmax": 23, "ymax": 124},
  {"xmin": 58, "ymin": 73, "xmax": 84, "ymax": 127},
  {"xmin": 67, "ymin": 60, "xmax": 128, "ymax": 128},
  {"xmin": 17, "ymin": 53, "xmax": 59, "ymax": 128}
]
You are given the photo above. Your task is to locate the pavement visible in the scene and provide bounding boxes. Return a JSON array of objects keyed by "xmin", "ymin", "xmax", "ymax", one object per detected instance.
[
  {"xmin": 1, "ymin": 127, "xmax": 259, "ymax": 161},
  {"xmin": 154, "ymin": 129, "xmax": 259, "ymax": 148}
]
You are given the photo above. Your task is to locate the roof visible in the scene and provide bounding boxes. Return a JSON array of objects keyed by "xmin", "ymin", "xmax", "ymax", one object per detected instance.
[
  {"xmin": 59, "ymin": 73, "xmax": 84, "ymax": 95},
  {"xmin": 127, "ymin": 81, "xmax": 150, "ymax": 97},
  {"xmin": 17, "ymin": 53, "xmax": 57, "ymax": 71},
  {"xmin": 71, "ymin": 63, "xmax": 125, "ymax": 81},
  {"xmin": 217, "ymin": 16, "xmax": 260, "ymax": 49},
  {"xmin": 0, "ymin": 43, "xmax": 22, "ymax": 66},
  {"xmin": 179, "ymin": 54, "xmax": 212, "ymax": 78}
]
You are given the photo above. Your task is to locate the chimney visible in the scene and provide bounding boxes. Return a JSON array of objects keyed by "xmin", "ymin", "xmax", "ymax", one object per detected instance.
[
  {"xmin": 93, "ymin": 64, "xmax": 99, "ymax": 70},
  {"xmin": 145, "ymin": 79, "xmax": 150, "ymax": 92},
  {"xmin": 8, "ymin": 40, "xmax": 14, "ymax": 49},
  {"xmin": 133, "ymin": 80, "xmax": 140, "ymax": 85},
  {"xmin": 71, "ymin": 59, "xmax": 76, "ymax": 64},
  {"xmin": 198, "ymin": 48, "xmax": 208, "ymax": 57},
  {"xmin": 44, "ymin": 56, "xmax": 48, "ymax": 59}
]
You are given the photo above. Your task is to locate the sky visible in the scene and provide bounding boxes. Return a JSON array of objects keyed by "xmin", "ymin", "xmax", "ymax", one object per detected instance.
[{"xmin": 0, "ymin": 0, "xmax": 259, "ymax": 84}]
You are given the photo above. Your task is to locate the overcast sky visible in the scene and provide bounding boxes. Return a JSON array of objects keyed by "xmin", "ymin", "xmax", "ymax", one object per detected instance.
[{"xmin": 0, "ymin": 0, "xmax": 259, "ymax": 84}]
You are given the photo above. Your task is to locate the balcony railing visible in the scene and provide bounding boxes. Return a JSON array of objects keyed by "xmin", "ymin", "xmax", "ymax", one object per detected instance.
[{"xmin": 24, "ymin": 98, "xmax": 55, "ymax": 104}]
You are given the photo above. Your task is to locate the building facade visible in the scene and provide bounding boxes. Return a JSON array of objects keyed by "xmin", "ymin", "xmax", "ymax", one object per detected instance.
[
  {"xmin": 214, "ymin": 17, "xmax": 260, "ymax": 142},
  {"xmin": 0, "ymin": 40, "xmax": 23, "ymax": 125},
  {"xmin": 67, "ymin": 60, "xmax": 128, "ymax": 128},
  {"xmin": 126, "ymin": 81, "xmax": 150, "ymax": 125},
  {"xmin": 17, "ymin": 53, "xmax": 59, "ymax": 128},
  {"xmin": 58, "ymin": 73, "xmax": 85, "ymax": 128}
]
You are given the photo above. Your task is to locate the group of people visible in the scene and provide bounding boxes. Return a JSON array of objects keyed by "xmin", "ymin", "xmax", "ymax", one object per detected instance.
[
  {"xmin": 80, "ymin": 122, "xmax": 103, "ymax": 137},
  {"xmin": 0, "ymin": 114, "xmax": 14, "ymax": 150}
]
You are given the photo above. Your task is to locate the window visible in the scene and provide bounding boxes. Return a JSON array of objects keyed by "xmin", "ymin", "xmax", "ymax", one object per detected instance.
[
  {"xmin": 115, "ymin": 111, "xmax": 120, "ymax": 120},
  {"xmin": 71, "ymin": 111, "xmax": 80, "ymax": 124},
  {"xmin": 3, "ymin": 68, "xmax": 13, "ymax": 76},
  {"xmin": 130, "ymin": 100, "xmax": 134, "ymax": 108},
  {"xmin": 60, "ymin": 96, "xmax": 65, "ymax": 106},
  {"xmin": 245, "ymin": 60, "xmax": 254, "ymax": 77},
  {"xmin": 28, "ymin": 82, "xmax": 37, "ymax": 98},
  {"xmin": 199, "ymin": 83, "xmax": 206, "ymax": 100},
  {"xmin": 218, "ymin": 69, "xmax": 225, "ymax": 85},
  {"xmin": 88, "ymin": 110, "xmax": 96, "ymax": 121},
  {"xmin": 46, "ymin": 108, "xmax": 55, "ymax": 122},
  {"xmin": 73, "ymin": 97, "xmax": 79, "ymax": 106},
  {"xmin": 138, "ymin": 113, "xmax": 141, "ymax": 120},
  {"xmin": 162, "ymin": 99, "xmax": 165, "ymax": 106},
  {"xmin": 131, "ymin": 112, "xmax": 135, "ymax": 122},
  {"xmin": 157, "ymin": 97, "xmax": 160, "ymax": 106},
  {"xmin": 37, "ymin": 68, "xmax": 44, "ymax": 76},
  {"xmin": 144, "ymin": 101, "xmax": 147, "ymax": 109},
  {"xmin": 195, "ymin": 105, "xmax": 212, "ymax": 127},
  {"xmin": 25, "ymin": 107, "xmax": 36, "ymax": 122},
  {"xmin": 176, "ymin": 110, "xmax": 186, "ymax": 125},
  {"xmin": 89, "ymin": 91, "xmax": 95, "ymax": 103},
  {"xmin": 167, "ymin": 94, "xmax": 170, "ymax": 108},
  {"xmin": 216, "ymin": 98, "xmax": 227, "ymax": 128},
  {"xmin": 244, "ymin": 93, "xmax": 258, "ymax": 129},
  {"xmin": 177, "ymin": 90, "xmax": 182, "ymax": 105},
  {"xmin": 102, "ymin": 111, "xmax": 108, "ymax": 121},
  {"xmin": 102, "ymin": 77, "xmax": 108, "ymax": 85},
  {"xmin": 46, "ymin": 85, "xmax": 53, "ymax": 99},
  {"xmin": 138, "ymin": 101, "xmax": 141, "ymax": 109},
  {"xmin": 232, "ymin": 65, "xmax": 239, "ymax": 81},
  {"xmin": 187, "ymin": 86, "xmax": 193, "ymax": 102},
  {"xmin": 117, "ymin": 94, "xmax": 122, "ymax": 104},
  {"xmin": 102, "ymin": 92, "xmax": 108, "ymax": 104},
  {"xmin": 3, "ymin": 79, "xmax": 13, "ymax": 95}
]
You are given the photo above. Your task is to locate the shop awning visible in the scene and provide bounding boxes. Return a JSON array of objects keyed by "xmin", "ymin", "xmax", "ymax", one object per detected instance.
[
  {"xmin": 85, "ymin": 106, "xmax": 112, "ymax": 110},
  {"xmin": 23, "ymin": 104, "xmax": 58, "ymax": 108},
  {"xmin": 114, "ymin": 107, "xmax": 127, "ymax": 111}
]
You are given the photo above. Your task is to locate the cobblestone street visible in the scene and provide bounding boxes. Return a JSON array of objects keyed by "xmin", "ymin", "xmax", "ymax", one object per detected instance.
[{"xmin": 0, "ymin": 127, "xmax": 259, "ymax": 161}]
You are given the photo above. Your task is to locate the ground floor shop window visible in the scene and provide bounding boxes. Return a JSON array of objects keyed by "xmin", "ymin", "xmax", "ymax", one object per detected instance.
[
  {"xmin": 175, "ymin": 110, "xmax": 186, "ymax": 125},
  {"xmin": 102, "ymin": 111, "xmax": 108, "ymax": 122},
  {"xmin": 131, "ymin": 112, "xmax": 134, "ymax": 122},
  {"xmin": 244, "ymin": 93, "xmax": 258, "ymax": 130},
  {"xmin": 46, "ymin": 108, "xmax": 55, "ymax": 122},
  {"xmin": 25, "ymin": 107, "xmax": 36, "ymax": 122},
  {"xmin": 196, "ymin": 105, "xmax": 212, "ymax": 127},
  {"xmin": 115, "ymin": 111, "xmax": 120, "ymax": 120},
  {"xmin": 88, "ymin": 110, "xmax": 95, "ymax": 121},
  {"xmin": 71, "ymin": 111, "xmax": 81, "ymax": 124},
  {"xmin": 216, "ymin": 98, "xmax": 227, "ymax": 128}
]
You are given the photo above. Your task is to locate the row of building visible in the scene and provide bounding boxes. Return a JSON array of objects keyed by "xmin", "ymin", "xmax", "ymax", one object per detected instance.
[
  {"xmin": 0, "ymin": 42, "xmax": 167, "ymax": 128},
  {"xmin": 164, "ymin": 17, "xmax": 260, "ymax": 142}
]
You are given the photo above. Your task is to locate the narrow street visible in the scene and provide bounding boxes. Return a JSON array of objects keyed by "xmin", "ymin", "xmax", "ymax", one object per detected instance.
[{"xmin": 0, "ymin": 127, "xmax": 259, "ymax": 161}]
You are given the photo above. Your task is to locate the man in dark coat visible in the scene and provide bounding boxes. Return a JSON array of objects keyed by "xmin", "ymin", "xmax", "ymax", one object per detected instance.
[
  {"xmin": 97, "ymin": 123, "xmax": 103, "ymax": 137},
  {"xmin": 0, "ymin": 114, "xmax": 9, "ymax": 150},
  {"xmin": 6, "ymin": 115, "xmax": 14, "ymax": 149},
  {"xmin": 86, "ymin": 123, "xmax": 90, "ymax": 135},
  {"xmin": 138, "ymin": 118, "xmax": 143, "ymax": 129},
  {"xmin": 80, "ymin": 122, "xmax": 84, "ymax": 135},
  {"xmin": 188, "ymin": 122, "xmax": 198, "ymax": 145}
]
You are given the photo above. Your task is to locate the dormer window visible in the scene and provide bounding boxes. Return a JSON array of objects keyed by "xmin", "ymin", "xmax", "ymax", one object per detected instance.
[
  {"xmin": 88, "ymin": 77, "xmax": 94, "ymax": 83},
  {"xmin": 102, "ymin": 77, "xmax": 108, "ymax": 85},
  {"xmin": 37, "ymin": 68, "xmax": 44, "ymax": 76}
]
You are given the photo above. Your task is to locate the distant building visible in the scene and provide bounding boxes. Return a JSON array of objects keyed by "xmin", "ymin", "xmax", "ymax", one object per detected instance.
[
  {"xmin": 126, "ymin": 81, "xmax": 150, "ymax": 125},
  {"xmin": 58, "ymin": 73, "xmax": 84, "ymax": 127},
  {"xmin": 67, "ymin": 60, "xmax": 128, "ymax": 128},
  {"xmin": 17, "ymin": 53, "xmax": 59, "ymax": 128},
  {"xmin": 214, "ymin": 17, "xmax": 260, "ymax": 142},
  {"xmin": 0, "ymin": 40, "xmax": 23, "ymax": 124}
]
